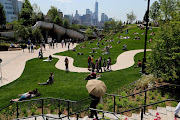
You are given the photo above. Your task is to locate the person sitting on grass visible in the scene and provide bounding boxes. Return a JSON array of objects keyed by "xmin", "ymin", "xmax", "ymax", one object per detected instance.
[
  {"xmin": 122, "ymin": 44, "xmax": 127, "ymax": 50},
  {"xmin": 134, "ymin": 60, "xmax": 142, "ymax": 68},
  {"xmin": 85, "ymin": 69, "xmax": 96, "ymax": 80},
  {"xmin": 38, "ymin": 72, "xmax": 54, "ymax": 85}
]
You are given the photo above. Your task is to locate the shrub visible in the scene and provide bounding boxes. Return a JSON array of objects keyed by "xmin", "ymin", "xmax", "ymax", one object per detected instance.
[
  {"xmin": 157, "ymin": 94, "xmax": 162, "ymax": 101},
  {"xmin": 116, "ymin": 101, "xmax": 123, "ymax": 108},
  {"xmin": 149, "ymin": 94, "xmax": 155, "ymax": 100},
  {"xmin": 136, "ymin": 74, "xmax": 155, "ymax": 89},
  {"xmin": 50, "ymin": 106, "xmax": 55, "ymax": 113},
  {"xmin": 136, "ymin": 96, "xmax": 141, "ymax": 101},
  {"xmin": 160, "ymin": 102, "xmax": 166, "ymax": 107},
  {"xmin": 108, "ymin": 102, "xmax": 114, "ymax": 111},
  {"xmin": 171, "ymin": 101, "xmax": 178, "ymax": 107},
  {"xmin": 22, "ymin": 108, "xmax": 27, "ymax": 114},
  {"xmin": 31, "ymin": 109, "xmax": 36, "ymax": 116},
  {"xmin": 97, "ymin": 104, "xmax": 103, "ymax": 110}
]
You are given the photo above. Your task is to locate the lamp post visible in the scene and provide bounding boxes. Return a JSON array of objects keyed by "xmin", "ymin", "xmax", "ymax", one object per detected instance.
[{"xmin": 142, "ymin": 0, "xmax": 150, "ymax": 73}]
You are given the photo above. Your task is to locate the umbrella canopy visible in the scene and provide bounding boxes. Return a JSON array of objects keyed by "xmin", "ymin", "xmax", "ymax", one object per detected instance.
[{"xmin": 86, "ymin": 79, "xmax": 107, "ymax": 97}]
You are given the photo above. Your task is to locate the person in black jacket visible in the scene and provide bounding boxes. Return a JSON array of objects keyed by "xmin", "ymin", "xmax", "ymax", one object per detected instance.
[{"xmin": 89, "ymin": 94, "xmax": 100, "ymax": 119}]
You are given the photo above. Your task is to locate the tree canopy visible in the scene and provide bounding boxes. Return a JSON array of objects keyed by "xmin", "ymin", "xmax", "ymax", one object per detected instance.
[
  {"xmin": 150, "ymin": 1, "xmax": 160, "ymax": 21},
  {"xmin": 19, "ymin": 0, "xmax": 33, "ymax": 25},
  {"xmin": 53, "ymin": 15, "xmax": 63, "ymax": 26},
  {"xmin": 47, "ymin": 6, "xmax": 58, "ymax": 22},
  {"xmin": 0, "ymin": 3, "xmax": 6, "ymax": 25},
  {"xmin": 146, "ymin": 19, "xmax": 180, "ymax": 82},
  {"xmin": 126, "ymin": 11, "xmax": 137, "ymax": 24}
]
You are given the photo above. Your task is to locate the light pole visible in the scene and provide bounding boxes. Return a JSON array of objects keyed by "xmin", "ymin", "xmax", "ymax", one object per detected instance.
[{"xmin": 142, "ymin": 0, "xmax": 150, "ymax": 73}]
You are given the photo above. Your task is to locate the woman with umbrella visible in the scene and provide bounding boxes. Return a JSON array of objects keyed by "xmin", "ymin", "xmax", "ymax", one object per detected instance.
[{"xmin": 86, "ymin": 79, "xmax": 107, "ymax": 119}]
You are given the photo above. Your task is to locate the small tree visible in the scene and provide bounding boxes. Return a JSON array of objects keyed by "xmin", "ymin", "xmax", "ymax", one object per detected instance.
[
  {"xmin": 127, "ymin": 11, "xmax": 137, "ymax": 24},
  {"xmin": 63, "ymin": 19, "xmax": 70, "ymax": 29},
  {"xmin": 19, "ymin": 0, "xmax": 33, "ymax": 25},
  {"xmin": 47, "ymin": 6, "xmax": 58, "ymax": 22},
  {"xmin": 146, "ymin": 20, "xmax": 180, "ymax": 82},
  {"xmin": 0, "ymin": 3, "xmax": 6, "ymax": 25},
  {"xmin": 32, "ymin": 28, "xmax": 43, "ymax": 43},
  {"xmin": 53, "ymin": 15, "xmax": 63, "ymax": 26},
  {"xmin": 150, "ymin": 1, "xmax": 160, "ymax": 22}
]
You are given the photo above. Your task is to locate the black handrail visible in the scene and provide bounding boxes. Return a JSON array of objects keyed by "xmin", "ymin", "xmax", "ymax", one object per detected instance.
[
  {"xmin": 105, "ymin": 83, "xmax": 180, "ymax": 113},
  {"xmin": 12, "ymin": 99, "xmax": 180, "ymax": 120}
]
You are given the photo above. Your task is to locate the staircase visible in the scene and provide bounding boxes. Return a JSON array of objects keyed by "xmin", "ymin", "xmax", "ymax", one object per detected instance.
[{"xmin": 15, "ymin": 106, "xmax": 179, "ymax": 120}]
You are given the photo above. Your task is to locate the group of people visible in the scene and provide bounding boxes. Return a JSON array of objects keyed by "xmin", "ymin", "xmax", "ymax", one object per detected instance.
[{"xmin": 88, "ymin": 55, "xmax": 112, "ymax": 73}]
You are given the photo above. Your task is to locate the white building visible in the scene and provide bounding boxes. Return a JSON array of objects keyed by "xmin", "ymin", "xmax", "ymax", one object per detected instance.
[{"xmin": 0, "ymin": 0, "xmax": 22, "ymax": 23}]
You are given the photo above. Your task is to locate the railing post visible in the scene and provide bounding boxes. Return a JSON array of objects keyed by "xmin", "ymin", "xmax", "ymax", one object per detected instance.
[
  {"xmin": 58, "ymin": 100, "xmax": 61, "ymax": 118},
  {"xmin": 141, "ymin": 107, "xmax": 144, "ymax": 120},
  {"xmin": 144, "ymin": 91, "xmax": 147, "ymax": 114},
  {"xmin": 42, "ymin": 99, "xmax": 44, "ymax": 115},
  {"xmin": 113, "ymin": 95, "xmax": 116, "ymax": 112},
  {"xmin": 68, "ymin": 100, "xmax": 70, "ymax": 119},
  {"xmin": 16, "ymin": 102, "xmax": 19, "ymax": 118},
  {"xmin": 35, "ymin": 117, "xmax": 36, "ymax": 120}
]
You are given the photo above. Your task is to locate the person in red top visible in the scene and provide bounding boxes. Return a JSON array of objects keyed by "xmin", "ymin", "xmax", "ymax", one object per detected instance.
[
  {"xmin": 138, "ymin": 60, "xmax": 142, "ymax": 67},
  {"xmin": 85, "ymin": 69, "xmax": 96, "ymax": 80},
  {"xmin": 135, "ymin": 60, "xmax": 142, "ymax": 68},
  {"xmin": 88, "ymin": 55, "xmax": 91, "ymax": 70}
]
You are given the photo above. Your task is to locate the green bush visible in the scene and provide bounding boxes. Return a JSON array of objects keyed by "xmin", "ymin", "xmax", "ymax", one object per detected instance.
[
  {"xmin": 22, "ymin": 108, "xmax": 27, "ymax": 114},
  {"xmin": 157, "ymin": 94, "xmax": 162, "ymax": 101},
  {"xmin": 108, "ymin": 102, "xmax": 114, "ymax": 111},
  {"xmin": 160, "ymin": 102, "xmax": 166, "ymax": 107},
  {"xmin": 136, "ymin": 96, "xmax": 141, "ymax": 101},
  {"xmin": 116, "ymin": 101, "xmax": 123, "ymax": 108},
  {"xmin": 97, "ymin": 104, "xmax": 103, "ymax": 110},
  {"xmin": 31, "ymin": 109, "xmax": 36, "ymax": 116},
  {"xmin": 50, "ymin": 106, "xmax": 55, "ymax": 113},
  {"xmin": 149, "ymin": 94, "xmax": 155, "ymax": 100}
]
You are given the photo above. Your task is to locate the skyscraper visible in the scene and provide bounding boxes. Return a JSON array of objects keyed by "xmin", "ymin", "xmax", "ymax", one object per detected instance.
[{"xmin": 95, "ymin": 0, "xmax": 98, "ymax": 25}]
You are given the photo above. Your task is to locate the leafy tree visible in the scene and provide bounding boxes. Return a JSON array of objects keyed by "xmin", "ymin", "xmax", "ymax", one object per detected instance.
[
  {"xmin": 146, "ymin": 20, "xmax": 180, "ymax": 82},
  {"xmin": 14, "ymin": 23, "xmax": 30, "ymax": 42},
  {"xmin": 32, "ymin": 28, "xmax": 43, "ymax": 43},
  {"xmin": 126, "ymin": 11, "xmax": 137, "ymax": 24},
  {"xmin": 19, "ymin": 0, "xmax": 33, "ymax": 25},
  {"xmin": 85, "ymin": 27, "xmax": 93, "ymax": 36},
  {"xmin": 63, "ymin": 19, "xmax": 70, "ymax": 29},
  {"xmin": 159, "ymin": 0, "xmax": 176, "ymax": 20},
  {"xmin": 31, "ymin": 3, "xmax": 44, "ymax": 24},
  {"xmin": 150, "ymin": 1, "xmax": 161, "ymax": 22},
  {"xmin": 53, "ymin": 15, "xmax": 63, "ymax": 26},
  {"xmin": 104, "ymin": 21, "xmax": 110, "ymax": 30},
  {"xmin": 71, "ymin": 24, "xmax": 80, "ymax": 31},
  {"xmin": 47, "ymin": 6, "xmax": 58, "ymax": 22},
  {"xmin": 0, "ymin": 3, "xmax": 6, "ymax": 25},
  {"xmin": 116, "ymin": 20, "xmax": 123, "ymax": 30}
]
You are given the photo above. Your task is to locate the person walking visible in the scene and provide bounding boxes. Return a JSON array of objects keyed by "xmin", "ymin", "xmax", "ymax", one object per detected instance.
[
  {"xmin": 68, "ymin": 42, "xmax": 70, "ymax": 50},
  {"xmin": 95, "ymin": 60, "xmax": 99, "ymax": 73},
  {"xmin": 175, "ymin": 102, "xmax": 180, "ymax": 118},
  {"xmin": 28, "ymin": 45, "xmax": 30, "ymax": 53},
  {"xmin": 61, "ymin": 39, "xmax": 64, "ymax": 48},
  {"xmin": 89, "ymin": 94, "xmax": 100, "ymax": 120},
  {"xmin": 64, "ymin": 57, "xmax": 69, "ymax": 72},
  {"xmin": 88, "ymin": 55, "xmax": 91, "ymax": 70},
  {"xmin": 103, "ymin": 58, "xmax": 106, "ymax": 72},
  {"xmin": 98, "ymin": 56, "xmax": 102, "ymax": 73},
  {"xmin": 31, "ymin": 44, "xmax": 34, "ymax": 53}
]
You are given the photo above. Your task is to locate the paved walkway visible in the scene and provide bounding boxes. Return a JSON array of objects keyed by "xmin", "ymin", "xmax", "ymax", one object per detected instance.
[{"xmin": 0, "ymin": 43, "xmax": 150, "ymax": 87}]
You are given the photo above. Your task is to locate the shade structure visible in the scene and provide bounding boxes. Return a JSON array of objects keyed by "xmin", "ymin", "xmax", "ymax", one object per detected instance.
[{"xmin": 86, "ymin": 79, "xmax": 107, "ymax": 97}]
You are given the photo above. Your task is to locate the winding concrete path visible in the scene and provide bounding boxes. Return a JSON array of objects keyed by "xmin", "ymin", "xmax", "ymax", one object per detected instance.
[{"xmin": 0, "ymin": 43, "xmax": 151, "ymax": 87}]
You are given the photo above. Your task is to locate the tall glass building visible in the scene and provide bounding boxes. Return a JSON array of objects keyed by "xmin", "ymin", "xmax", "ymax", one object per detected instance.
[
  {"xmin": 95, "ymin": 1, "xmax": 98, "ymax": 25},
  {"xmin": 0, "ymin": 0, "xmax": 22, "ymax": 22}
]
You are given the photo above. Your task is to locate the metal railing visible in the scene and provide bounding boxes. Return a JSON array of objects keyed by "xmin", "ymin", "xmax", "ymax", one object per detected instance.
[
  {"xmin": 0, "ymin": 97, "xmax": 91, "ymax": 120},
  {"xmin": 104, "ymin": 84, "xmax": 180, "ymax": 113}
]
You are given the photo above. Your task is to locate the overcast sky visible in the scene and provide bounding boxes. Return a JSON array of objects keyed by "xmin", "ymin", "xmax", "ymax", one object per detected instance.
[{"xmin": 26, "ymin": 0, "xmax": 156, "ymax": 22}]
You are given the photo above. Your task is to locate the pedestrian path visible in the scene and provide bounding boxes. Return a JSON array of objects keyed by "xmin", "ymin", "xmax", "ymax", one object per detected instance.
[{"xmin": 0, "ymin": 43, "xmax": 150, "ymax": 87}]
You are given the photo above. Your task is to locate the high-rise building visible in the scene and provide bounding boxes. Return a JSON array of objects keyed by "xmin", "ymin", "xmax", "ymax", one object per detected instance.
[
  {"xmin": 95, "ymin": 0, "xmax": 98, "ymax": 25},
  {"xmin": 0, "ymin": 0, "xmax": 22, "ymax": 22},
  {"xmin": 74, "ymin": 10, "xmax": 80, "ymax": 20},
  {"xmin": 101, "ymin": 13, "xmax": 109, "ymax": 23}
]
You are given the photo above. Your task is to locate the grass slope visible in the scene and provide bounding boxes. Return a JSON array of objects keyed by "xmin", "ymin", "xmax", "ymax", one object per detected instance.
[{"xmin": 0, "ymin": 26, "xmax": 157, "ymax": 108}]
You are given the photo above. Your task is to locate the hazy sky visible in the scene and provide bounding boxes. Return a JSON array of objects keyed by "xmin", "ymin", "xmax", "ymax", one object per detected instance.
[{"xmin": 27, "ymin": 0, "xmax": 156, "ymax": 22}]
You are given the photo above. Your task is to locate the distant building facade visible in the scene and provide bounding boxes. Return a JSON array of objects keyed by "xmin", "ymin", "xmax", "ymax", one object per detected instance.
[{"xmin": 0, "ymin": 0, "xmax": 22, "ymax": 22}]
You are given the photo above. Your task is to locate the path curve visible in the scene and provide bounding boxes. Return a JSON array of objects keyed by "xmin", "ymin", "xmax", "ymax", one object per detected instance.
[
  {"xmin": 53, "ymin": 49, "xmax": 151, "ymax": 73},
  {"xmin": 0, "ymin": 42, "xmax": 151, "ymax": 87}
]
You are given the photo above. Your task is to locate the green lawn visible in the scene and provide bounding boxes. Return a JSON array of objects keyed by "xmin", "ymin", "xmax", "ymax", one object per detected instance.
[
  {"xmin": 0, "ymin": 26, "xmax": 157, "ymax": 108},
  {"xmin": 56, "ymin": 26, "xmax": 158, "ymax": 67}
]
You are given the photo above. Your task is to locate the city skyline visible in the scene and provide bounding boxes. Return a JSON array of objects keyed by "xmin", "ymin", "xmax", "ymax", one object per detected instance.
[{"xmin": 26, "ymin": 0, "xmax": 156, "ymax": 22}]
